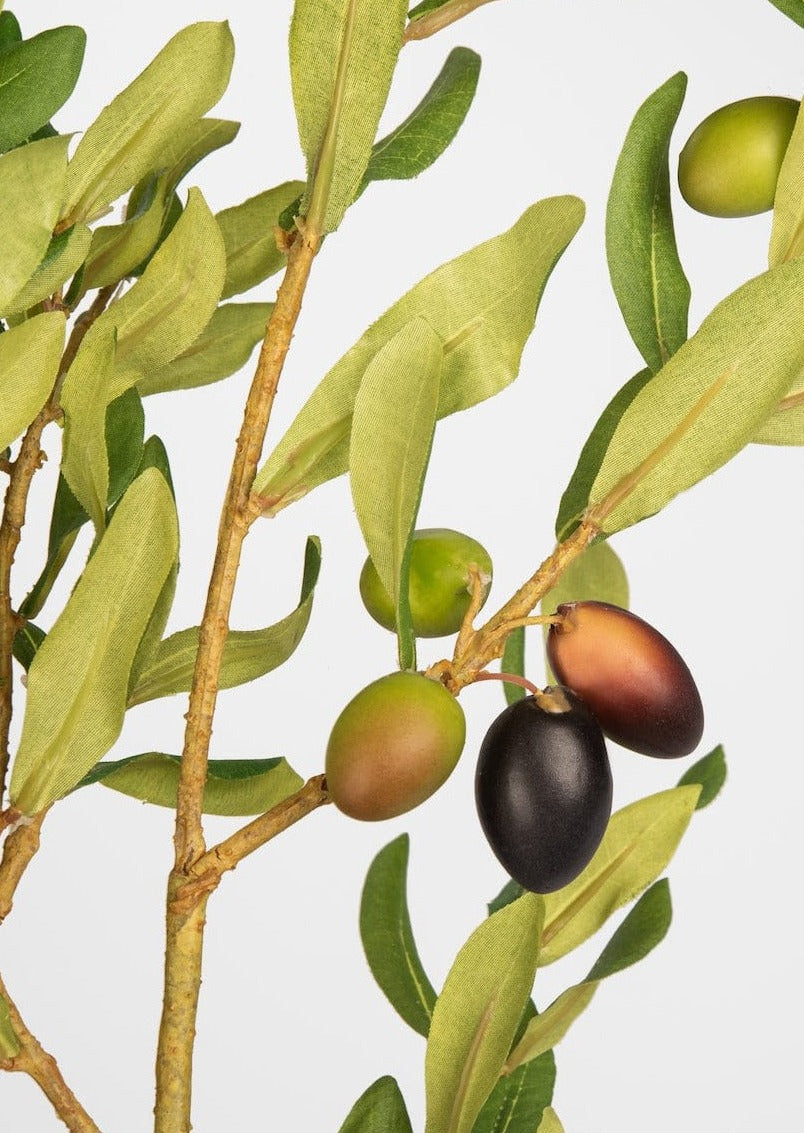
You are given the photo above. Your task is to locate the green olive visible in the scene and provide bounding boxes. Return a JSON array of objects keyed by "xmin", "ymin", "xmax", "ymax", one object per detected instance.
[
  {"xmin": 359, "ymin": 528, "xmax": 492, "ymax": 638},
  {"xmin": 678, "ymin": 95, "xmax": 799, "ymax": 218},
  {"xmin": 325, "ymin": 671, "xmax": 466, "ymax": 820}
]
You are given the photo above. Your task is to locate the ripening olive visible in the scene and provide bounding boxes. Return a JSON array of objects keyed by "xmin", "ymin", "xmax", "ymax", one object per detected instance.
[
  {"xmin": 546, "ymin": 600, "xmax": 704, "ymax": 758},
  {"xmin": 359, "ymin": 528, "xmax": 493, "ymax": 638},
  {"xmin": 678, "ymin": 96, "xmax": 799, "ymax": 217},
  {"xmin": 325, "ymin": 671, "xmax": 466, "ymax": 821},
  {"xmin": 475, "ymin": 687, "xmax": 613, "ymax": 894}
]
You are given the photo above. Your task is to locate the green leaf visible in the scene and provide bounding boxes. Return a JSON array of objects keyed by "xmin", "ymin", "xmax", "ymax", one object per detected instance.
[
  {"xmin": 677, "ymin": 744, "xmax": 726, "ymax": 810},
  {"xmin": 408, "ymin": 0, "xmax": 449, "ymax": 16},
  {"xmin": 487, "ymin": 879, "xmax": 525, "ymax": 917},
  {"xmin": 0, "ymin": 311, "xmax": 64, "ymax": 452},
  {"xmin": 290, "ymin": 0, "xmax": 408, "ymax": 232},
  {"xmin": 588, "ymin": 256, "xmax": 804, "ymax": 535},
  {"xmin": 256, "ymin": 198, "xmax": 584, "ymax": 510},
  {"xmin": 501, "ymin": 626, "xmax": 526, "ymax": 704},
  {"xmin": 753, "ymin": 397, "xmax": 804, "ymax": 444},
  {"xmin": 105, "ymin": 387, "xmax": 146, "ymax": 506},
  {"xmin": 363, "ymin": 47, "xmax": 480, "ymax": 186},
  {"xmin": 0, "ymin": 992, "xmax": 20, "ymax": 1058},
  {"xmin": 79, "ymin": 754, "xmax": 303, "ymax": 817},
  {"xmin": 217, "ymin": 181, "xmax": 306, "ymax": 299},
  {"xmin": 360, "ymin": 834, "xmax": 438, "ymax": 1037},
  {"xmin": 128, "ymin": 536, "xmax": 321, "ymax": 706},
  {"xmin": 137, "ymin": 302, "xmax": 272, "ymax": 396},
  {"xmin": 129, "ymin": 116, "xmax": 241, "ymax": 203},
  {"xmin": 538, "ymin": 786, "xmax": 698, "ymax": 965},
  {"xmin": 508, "ymin": 880, "xmax": 672, "ymax": 1070},
  {"xmin": 0, "ymin": 11, "xmax": 22, "ymax": 54},
  {"xmin": 61, "ymin": 22, "xmax": 234, "ymax": 225},
  {"xmin": 424, "ymin": 893, "xmax": 544, "ymax": 1133},
  {"xmin": 2, "ymin": 224, "xmax": 91, "ymax": 316},
  {"xmin": 338, "ymin": 1077, "xmax": 413, "ymax": 1133},
  {"xmin": 540, "ymin": 541, "xmax": 629, "ymax": 621},
  {"xmin": 470, "ymin": 1052, "xmax": 555, "ymax": 1133},
  {"xmin": 769, "ymin": 97, "xmax": 804, "ymax": 265},
  {"xmin": 350, "ymin": 318, "xmax": 441, "ymax": 670},
  {"xmin": 766, "ymin": 1, "xmax": 804, "ymax": 30},
  {"xmin": 537, "ymin": 1108, "xmax": 564, "ymax": 1133},
  {"xmin": 12, "ymin": 622, "xmax": 45, "ymax": 671},
  {"xmin": 606, "ymin": 73, "xmax": 690, "ymax": 373},
  {"xmin": 555, "ymin": 369, "xmax": 651, "ymax": 540},
  {"xmin": 10, "ymin": 468, "xmax": 179, "ymax": 814},
  {"xmin": 0, "ymin": 134, "xmax": 70, "ymax": 312},
  {"xmin": 60, "ymin": 324, "xmax": 117, "ymax": 530},
  {"xmin": 82, "ymin": 174, "xmax": 172, "ymax": 290},
  {"xmin": 0, "ymin": 26, "xmax": 85, "ymax": 153}
]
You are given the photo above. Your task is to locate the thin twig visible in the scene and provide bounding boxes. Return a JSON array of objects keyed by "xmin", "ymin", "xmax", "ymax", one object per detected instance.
[
  {"xmin": 404, "ymin": 0, "xmax": 500, "ymax": 42},
  {"xmin": 0, "ymin": 808, "xmax": 47, "ymax": 925}
]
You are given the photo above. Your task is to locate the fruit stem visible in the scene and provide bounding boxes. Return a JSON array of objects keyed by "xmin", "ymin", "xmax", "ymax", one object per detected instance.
[{"xmin": 473, "ymin": 670, "xmax": 542, "ymax": 697}]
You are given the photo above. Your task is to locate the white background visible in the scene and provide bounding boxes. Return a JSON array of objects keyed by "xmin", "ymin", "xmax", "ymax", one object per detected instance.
[{"xmin": 3, "ymin": 1, "xmax": 803, "ymax": 1130}]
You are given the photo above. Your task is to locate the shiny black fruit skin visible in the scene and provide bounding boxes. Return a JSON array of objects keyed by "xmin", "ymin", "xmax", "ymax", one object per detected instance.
[{"xmin": 475, "ymin": 688, "xmax": 613, "ymax": 894}]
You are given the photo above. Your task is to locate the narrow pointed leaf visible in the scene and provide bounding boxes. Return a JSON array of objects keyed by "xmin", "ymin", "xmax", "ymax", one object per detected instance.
[
  {"xmin": 767, "ymin": 1, "xmax": 804, "ymax": 29},
  {"xmin": 0, "ymin": 134, "xmax": 69, "ymax": 311},
  {"xmin": 470, "ymin": 1052, "xmax": 555, "ymax": 1133},
  {"xmin": 0, "ymin": 311, "xmax": 64, "ymax": 453},
  {"xmin": 606, "ymin": 73, "xmax": 690, "ymax": 373},
  {"xmin": 128, "ymin": 536, "xmax": 321, "ymax": 706},
  {"xmin": 424, "ymin": 893, "xmax": 544, "ymax": 1133},
  {"xmin": 501, "ymin": 626, "xmax": 526, "ymax": 704},
  {"xmin": 538, "ymin": 786, "xmax": 699, "ymax": 965},
  {"xmin": 588, "ymin": 257, "xmax": 804, "ymax": 535},
  {"xmin": 217, "ymin": 181, "xmax": 306, "ymax": 299},
  {"xmin": 537, "ymin": 1109, "xmax": 564, "ymax": 1133},
  {"xmin": 0, "ymin": 26, "xmax": 85, "ymax": 153},
  {"xmin": 290, "ymin": 0, "xmax": 408, "ymax": 232},
  {"xmin": 137, "ymin": 302, "xmax": 272, "ymax": 396},
  {"xmin": 0, "ymin": 994, "xmax": 20, "ymax": 1057},
  {"xmin": 506, "ymin": 984, "xmax": 598, "ymax": 1069},
  {"xmin": 360, "ymin": 834, "xmax": 437, "ymax": 1037},
  {"xmin": 79, "ymin": 754, "xmax": 302, "ymax": 817},
  {"xmin": 770, "ymin": 96, "xmax": 804, "ymax": 265},
  {"xmin": 487, "ymin": 879, "xmax": 524, "ymax": 917},
  {"xmin": 350, "ymin": 318, "xmax": 441, "ymax": 669},
  {"xmin": 60, "ymin": 324, "xmax": 117, "ymax": 530},
  {"xmin": 10, "ymin": 469, "xmax": 179, "ymax": 814},
  {"xmin": 677, "ymin": 744, "xmax": 727, "ymax": 810},
  {"xmin": 363, "ymin": 47, "xmax": 480, "ymax": 185},
  {"xmin": 61, "ymin": 22, "xmax": 234, "ymax": 225},
  {"xmin": 256, "ymin": 198, "xmax": 584, "ymax": 509},
  {"xmin": 338, "ymin": 1076, "xmax": 413, "ymax": 1133},
  {"xmin": 3, "ymin": 224, "xmax": 91, "ymax": 315},
  {"xmin": 12, "ymin": 622, "xmax": 45, "ymax": 671}
]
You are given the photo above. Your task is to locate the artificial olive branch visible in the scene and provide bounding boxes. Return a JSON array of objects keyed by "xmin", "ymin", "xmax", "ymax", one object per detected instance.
[
  {"xmin": 0, "ymin": 808, "xmax": 47, "ymax": 924},
  {"xmin": 404, "ymin": 0, "xmax": 501, "ymax": 43}
]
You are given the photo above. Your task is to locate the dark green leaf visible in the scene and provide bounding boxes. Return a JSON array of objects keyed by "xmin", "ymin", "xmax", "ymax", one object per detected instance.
[
  {"xmin": 409, "ymin": 1, "xmax": 450, "ymax": 17},
  {"xmin": 471, "ymin": 1052, "xmax": 555, "ymax": 1133},
  {"xmin": 136, "ymin": 436, "xmax": 175, "ymax": 496},
  {"xmin": 676, "ymin": 745, "xmax": 727, "ymax": 810},
  {"xmin": 487, "ymin": 878, "xmax": 525, "ymax": 917},
  {"xmin": 0, "ymin": 12, "xmax": 22, "ymax": 54},
  {"xmin": 217, "ymin": 181, "xmax": 305, "ymax": 299},
  {"xmin": 105, "ymin": 387, "xmax": 145, "ymax": 506},
  {"xmin": 360, "ymin": 834, "xmax": 437, "ymax": 1037},
  {"xmin": 363, "ymin": 47, "xmax": 480, "ymax": 185},
  {"xmin": 12, "ymin": 622, "xmax": 45, "ymax": 671},
  {"xmin": 501, "ymin": 626, "xmax": 526, "ymax": 704},
  {"xmin": 0, "ymin": 26, "xmax": 86, "ymax": 153},
  {"xmin": 767, "ymin": 0, "xmax": 804, "ymax": 29},
  {"xmin": 338, "ymin": 1077, "xmax": 413, "ymax": 1133},
  {"xmin": 606, "ymin": 73, "xmax": 690, "ymax": 373}
]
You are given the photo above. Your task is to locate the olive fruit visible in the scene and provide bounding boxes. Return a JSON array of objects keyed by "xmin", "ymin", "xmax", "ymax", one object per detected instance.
[
  {"xmin": 546, "ymin": 600, "xmax": 704, "ymax": 758},
  {"xmin": 359, "ymin": 528, "xmax": 492, "ymax": 638},
  {"xmin": 325, "ymin": 671, "xmax": 465, "ymax": 820},
  {"xmin": 678, "ymin": 96, "xmax": 798, "ymax": 217},
  {"xmin": 475, "ymin": 687, "xmax": 612, "ymax": 894}
]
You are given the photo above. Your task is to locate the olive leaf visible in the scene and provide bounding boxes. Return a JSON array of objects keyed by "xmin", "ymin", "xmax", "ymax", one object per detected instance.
[
  {"xmin": 82, "ymin": 173, "xmax": 173, "ymax": 290},
  {"xmin": 538, "ymin": 786, "xmax": 699, "ymax": 966},
  {"xmin": 12, "ymin": 622, "xmax": 46, "ymax": 672},
  {"xmin": 350, "ymin": 318, "xmax": 442, "ymax": 670},
  {"xmin": 289, "ymin": 0, "xmax": 408, "ymax": 233},
  {"xmin": 0, "ymin": 993, "xmax": 20, "ymax": 1058},
  {"xmin": 61, "ymin": 22, "xmax": 234, "ymax": 226},
  {"xmin": 424, "ymin": 893, "xmax": 544, "ymax": 1133},
  {"xmin": 677, "ymin": 744, "xmax": 727, "ymax": 810},
  {"xmin": 360, "ymin": 834, "xmax": 438, "ymax": 1037},
  {"xmin": 255, "ymin": 197, "xmax": 584, "ymax": 510},
  {"xmin": 2, "ymin": 224, "xmax": 91, "ymax": 316},
  {"xmin": 536, "ymin": 1108, "xmax": 564, "ymax": 1133},
  {"xmin": 337, "ymin": 1077, "xmax": 413, "ymax": 1133},
  {"xmin": 128, "ymin": 536, "xmax": 321, "ymax": 706},
  {"xmin": 78, "ymin": 755, "xmax": 302, "ymax": 817},
  {"xmin": 588, "ymin": 255, "xmax": 804, "ymax": 535},
  {"xmin": 0, "ymin": 11, "xmax": 22, "ymax": 53},
  {"xmin": 10, "ymin": 468, "xmax": 179, "ymax": 815},
  {"xmin": 501, "ymin": 627, "xmax": 526, "ymax": 705},
  {"xmin": 0, "ymin": 25, "xmax": 85, "ymax": 153},
  {"xmin": 769, "ymin": 95, "xmax": 804, "ymax": 265},
  {"xmin": 606, "ymin": 73, "xmax": 690, "ymax": 373},
  {"xmin": 766, "ymin": 0, "xmax": 804, "ymax": 30},
  {"xmin": 508, "ymin": 880, "xmax": 672, "ymax": 1069},
  {"xmin": 0, "ymin": 311, "xmax": 65, "ymax": 454},
  {"xmin": 753, "ymin": 397, "xmax": 804, "ymax": 444},
  {"xmin": 217, "ymin": 181, "xmax": 306, "ymax": 299},
  {"xmin": 470, "ymin": 1052, "xmax": 555, "ymax": 1133}
]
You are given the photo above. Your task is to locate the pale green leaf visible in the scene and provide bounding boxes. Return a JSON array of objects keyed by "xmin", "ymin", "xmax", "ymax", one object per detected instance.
[
  {"xmin": 10, "ymin": 469, "xmax": 179, "ymax": 814},
  {"xmin": 0, "ymin": 134, "xmax": 69, "ymax": 311},
  {"xmin": 131, "ymin": 116, "xmax": 240, "ymax": 199},
  {"xmin": 676, "ymin": 745, "xmax": 727, "ymax": 810},
  {"xmin": 61, "ymin": 22, "xmax": 234, "ymax": 225},
  {"xmin": 128, "ymin": 536, "xmax": 321, "ymax": 706},
  {"xmin": 0, "ymin": 311, "xmax": 64, "ymax": 453},
  {"xmin": 363, "ymin": 47, "xmax": 480, "ymax": 185},
  {"xmin": 588, "ymin": 257, "xmax": 804, "ymax": 535},
  {"xmin": 360, "ymin": 834, "xmax": 437, "ymax": 1037},
  {"xmin": 753, "ymin": 397, "xmax": 804, "ymax": 444},
  {"xmin": 79, "ymin": 754, "xmax": 302, "ymax": 817},
  {"xmin": 217, "ymin": 181, "xmax": 306, "ymax": 299},
  {"xmin": 769, "ymin": 96, "xmax": 804, "ymax": 265},
  {"xmin": 82, "ymin": 174, "xmax": 171, "ymax": 290},
  {"xmin": 538, "ymin": 787, "xmax": 698, "ymax": 965},
  {"xmin": 606, "ymin": 73, "xmax": 690, "ymax": 373},
  {"xmin": 256, "ymin": 198, "xmax": 584, "ymax": 509},
  {"xmin": 424, "ymin": 893, "xmax": 544, "ymax": 1133},
  {"xmin": 338, "ymin": 1077, "xmax": 413, "ymax": 1133},
  {"xmin": 766, "ymin": 0, "xmax": 804, "ymax": 31},
  {"xmin": 0, "ymin": 993, "xmax": 20, "ymax": 1057},
  {"xmin": 2, "ymin": 224, "xmax": 90, "ymax": 315},
  {"xmin": 290, "ymin": 0, "xmax": 408, "ymax": 232},
  {"xmin": 508, "ymin": 984, "xmax": 598, "ymax": 1069},
  {"xmin": 137, "ymin": 302, "xmax": 271, "ymax": 396},
  {"xmin": 350, "ymin": 318, "xmax": 441, "ymax": 669},
  {"xmin": 470, "ymin": 1053, "xmax": 555, "ymax": 1133},
  {"xmin": 60, "ymin": 324, "xmax": 117, "ymax": 530},
  {"xmin": 0, "ymin": 26, "xmax": 85, "ymax": 153},
  {"xmin": 537, "ymin": 1108, "xmax": 564, "ymax": 1133}
]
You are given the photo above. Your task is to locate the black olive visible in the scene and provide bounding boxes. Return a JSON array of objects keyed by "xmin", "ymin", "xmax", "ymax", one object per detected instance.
[{"xmin": 475, "ymin": 687, "xmax": 613, "ymax": 893}]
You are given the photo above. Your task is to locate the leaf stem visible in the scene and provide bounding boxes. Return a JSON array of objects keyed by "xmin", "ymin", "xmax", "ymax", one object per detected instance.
[{"xmin": 404, "ymin": 0, "xmax": 501, "ymax": 42}]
